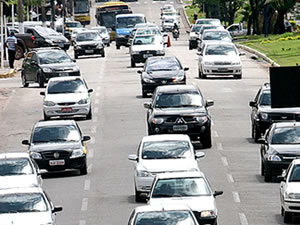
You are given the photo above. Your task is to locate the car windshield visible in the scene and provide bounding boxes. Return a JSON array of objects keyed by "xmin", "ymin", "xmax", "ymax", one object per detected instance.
[
  {"xmin": 0, "ymin": 193, "xmax": 48, "ymax": 213},
  {"xmin": 133, "ymin": 36, "xmax": 155, "ymax": 45},
  {"xmin": 155, "ymin": 92, "xmax": 203, "ymax": 108},
  {"xmin": 47, "ymin": 79, "xmax": 86, "ymax": 94},
  {"xmin": 203, "ymin": 31, "xmax": 231, "ymax": 41},
  {"xmin": 93, "ymin": 28, "xmax": 107, "ymax": 34},
  {"xmin": 135, "ymin": 211, "xmax": 196, "ymax": 225},
  {"xmin": 76, "ymin": 32, "xmax": 101, "ymax": 42},
  {"xmin": 136, "ymin": 28, "xmax": 160, "ymax": 36},
  {"xmin": 164, "ymin": 18, "xmax": 175, "ymax": 23},
  {"xmin": 32, "ymin": 125, "xmax": 81, "ymax": 143},
  {"xmin": 142, "ymin": 141, "xmax": 191, "ymax": 159},
  {"xmin": 35, "ymin": 27, "xmax": 59, "ymax": 37},
  {"xmin": 146, "ymin": 58, "xmax": 181, "ymax": 72},
  {"xmin": 39, "ymin": 51, "xmax": 72, "ymax": 64},
  {"xmin": 116, "ymin": 16, "xmax": 145, "ymax": 29},
  {"xmin": 196, "ymin": 20, "xmax": 221, "ymax": 26},
  {"xmin": 191, "ymin": 26, "xmax": 201, "ymax": 32},
  {"xmin": 289, "ymin": 165, "xmax": 300, "ymax": 182},
  {"xmin": 66, "ymin": 22, "xmax": 81, "ymax": 28},
  {"xmin": 152, "ymin": 177, "xmax": 211, "ymax": 198},
  {"xmin": 271, "ymin": 127, "xmax": 300, "ymax": 144},
  {"xmin": 259, "ymin": 91, "xmax": 271, "ymax": 106},
  {"xmin": 0, "ymin": 158, "xmax": 34, "ymax": 176},
  {"xmin": 205, "ymin": 45, "xmax": 237, "ymax": 56},
  {"xmin": 200, "ymin": 26, "xmax": 220, "ymax": 35}
]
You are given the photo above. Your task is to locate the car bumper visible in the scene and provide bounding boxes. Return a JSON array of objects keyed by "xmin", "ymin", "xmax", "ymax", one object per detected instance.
[
  {"xmin": 132, "ymin": 52, "xmax": 165, "ymax": 63},
  {"xmin": 44, "ymin": 71, "xmax": 80, "ymax": 81},
  {"xmin": 102, "ymin": 39, "xmax": 110, "ymax": 45},
  {"xmin": 264, "ymin": 161, "xmax": 291, "ymax": 176},
  {"xmin": 142, "ymin": 80, "xmax": 185, "ymax": 93},
  {"xmin": 202, "ymin": 65, "xmax": 242, "ymax": 76},
  {"xmin": 283, "ymin": 199, "xmax": 300, "ymax": 213},
  {"xmin": 54, "ymin": 43, "xmax": 70, "ymax": 51},
  {"xmin": 44, "ymin": 103, "xmax": 90, "ymax": 117},
  {"xmin": 116, "ymin": 37, "xmax": 129, "ymax": 47},
  {"xmin": 75, "ymin": 48, "xmax": 104, "ymax": 56},
  {"xmin": 135, "ymin": 176, "xmax": 154, "ymax": 192}
]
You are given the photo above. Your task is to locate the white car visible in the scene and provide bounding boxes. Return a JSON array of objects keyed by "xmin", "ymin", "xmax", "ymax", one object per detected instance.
[
  {"xmin": 128, "ymin": 134, "xmax": 205, "ymax": 202},
  {"xmin": 197, "ymin": 42, "xmax": 243, "ymax": 79},
  {"xmin": 189, "ymin": 24, "xmax": 203, "ymax": 50},
  {"xmin": 195, "ymin": 18, "xmax": 222, "ymax": 26},
  {"xmin": 91, "ymin": 26, "xmax": 110, "ymax": 46},
  {"xmin": 0, "ymin": 187, "xmax": 62, "ymax": 225},
  {"xmin": 148, "ymin": 171, "xmax": 223, "ymax": 225},
  {"xmin": 199, "ymin": 29, "xmax": 232, "ymax": 50},
  {"xmin": 40, "ymin": 77, "xmax": 93, "ymax": 120},
  {"xmin": 280, "ymin": 159, "xmax": 300, "ymax": 223},
  {"xmin": 71, "ymin": 27, "xmax": 87, "ymax": 43},
  {"xmin": 162, "ymin": 17, "xmax": 180, "ymax": 32}
]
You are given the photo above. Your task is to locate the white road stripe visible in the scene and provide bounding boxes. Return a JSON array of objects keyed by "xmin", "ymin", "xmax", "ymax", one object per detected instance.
[
  {"xmin": 211, "ymin": 120, "xmax": 214, "ymax": 126},
  {"xmin": 221, "ymin": 157, "xmax": 228, "ymax": 166},
  {"xmin": 79, "ymin": 220, "xmax": 86, "ymax": 225},
  {"xmin": 87, "ymin": 164, "xmax": 93, "ymax": 173},
  {"xmin": 84, "ymin": 180, "xmax": 91, "ymax": 191},
  {"xmin": 217, "ymin": 143, "xmax": 223, "ymax": 151},
  {"xmin": 81, "ymin": 198, "xmax": 88, "ymax": 211},
  {"xmin": 88, "ymin": 149, "xmax": 94, "ymax": 158},
  {"xmin": 239, "ymin": 213, "xmax": 248, "ymax": 225},
  {"xmin": 232, "ymin": 191, "xmax": 240, "ymax": 203},
  {"xmin": 227, "ymin": 174, "xmax": 234, "ymax": 183},
  {"xmin": 94, "ymin": 107, "xmax": 99, "ymax": 114},
  {"xmin": 213, "ymin": 131, "xmax": 218, "ymax": 137}
]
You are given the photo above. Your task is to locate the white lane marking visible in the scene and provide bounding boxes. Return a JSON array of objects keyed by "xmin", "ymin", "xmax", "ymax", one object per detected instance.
[
  {"xmin": 94, "ymin": 107, "xmax": 99, "ymax": 114},
  {"xmin": 221, "ymin": 157, "xmax": 228, "ymax": 166},
  {"xmin": 239, "ymin": 213, "xmax": 248, "ymax": 225},
  {"xmin": 232, "ymin": 191, "xmax": 240, "ymax": 203},
  {"xmin": 84, "ymin": 180, "xmax": 91, "ymax": 191},
  {"xmin": 81, "ymin": 198, "xmax": 88, "ymax": 211},
  {"xmin": 79, "ymin": 220, "xmax": 86, "ymax": 225},
  {"xmin": 217, "ymin": 143, "xmax": 223, "ymax": 151},
  {"xmin": 88, "ymin": 149, "xmax": 94, "ymax": 158},
  {"xmin": 213, "ymin": 131, "xmax": 218, "ymax": 137},
  {"xmin": 87, "ymin": 164, "xmax": 93, "ymax": 173},
  {"xmin": 227, "ymin": 174, "xmax": 234, "ymax": 183},
  {"xmin": 95, "ymin": 99, "xmax": 99, "ymax": 105},
  {"xmin": 222, "ymin": 88, "xmax": 233, "ymax": 93},
  {"xmin": 91, "ymin": 126, "xmax": 97, "ymax": 133}
]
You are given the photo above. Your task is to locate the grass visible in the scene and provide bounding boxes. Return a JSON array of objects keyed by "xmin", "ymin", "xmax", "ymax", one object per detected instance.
[{"xmin": 184, "ymin": 4, "xmax": 205, "ymax": 24}]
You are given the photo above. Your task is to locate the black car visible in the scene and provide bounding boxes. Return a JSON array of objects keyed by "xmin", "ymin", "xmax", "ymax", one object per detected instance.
[
  {"xmin": 25, "ymin": 26, "xmax": 70, "ymax": 50},
  {"xmin": 259, "ymin": 122, "xmax": 300, "ymax": 182},
  {"xmin": 21, "ymin": 48, "xmax": 80, "ymax": 88},
  {"xmin": 144, "ymin": 85, "xmax": 214, "ymax": 148},
  {"xmin": 73, "ymin": 31, "xmax": 105, "ymax": 59},
  {"xmin": 249, "ymin": 83, "xmax": 300, "ymax": 142},
  {"xmin": 138, "ymin": 56, "xmax": 189, "ymax": 97}
]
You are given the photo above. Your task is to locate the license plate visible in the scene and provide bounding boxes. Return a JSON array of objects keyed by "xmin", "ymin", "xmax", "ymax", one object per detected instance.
[
  {"xmin": 218, "ymin": 68, "xmax": 228, "ymax": 71},
  {"xmin": 49, "ymin": 160, "xmax": 65, "ymax": 166},
  {"xmin": 173, "ymin": 125, "xmax": 188, "ymax": 131},
  {"xmin": 85, "ymin": 50, "xmax": 94, "ymax": 53},
  {"xmin": 61, "ymin": 107, "xmax": 72, "ymax": 113},
  {"xmin": 143, "ymin": 54, "xmax": 153, "ymax": 59},
  {"xmin": 58, "ymin": 73, "xmax": 65, "ymax": 77}
]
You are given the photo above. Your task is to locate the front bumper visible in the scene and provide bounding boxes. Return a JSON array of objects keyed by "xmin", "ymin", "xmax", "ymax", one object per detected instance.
[
  {"xmin": 135, "ymin": 175, "xmax": 154, "ymax": 192},
  {"xmin": 264, "ymin": 160, "xmax": 291, "ymax": 176},
  {"xmin": 142, "ymin": 79, "xmax": 185, "ymax": 93},
  {"xmin": 283, "ymin": 199, "xmax": 300, "ymax": 214},
  {"xmin": 75, "ymin": 48, "xmax": 104, "ymax": 56},
  {"xmin": 116, "ymin": 37, "xmax": 129, "ymax": 47},
  {"xmin": 202, "ymin": 64, "xmax": 242, "ymax": 76},
  {"xmin": 44, "ymin": 103, "xmax": 90, "ymax": 118},
  {"xmin": 132, "ymin": 52, "xmax": 165, "ymax": 63},
  {"xmin": 53, "ymin": 43, "xmax": 70, "ymax": 51},
  {"xmin": 43, "ymin": 71, "xmax": 80, "ymax": 81}
]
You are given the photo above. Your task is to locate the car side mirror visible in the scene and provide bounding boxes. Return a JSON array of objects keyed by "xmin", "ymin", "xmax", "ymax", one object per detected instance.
[
  {"xmin": 186, "ymin": 30, "xmax": 190, "ymax": 34},
  {"xmin": 73, "ymin": 59, "xmax": 77, "ymax": 62},
  {"xmin": 137, "ymin": 70, "xmax": 143, "ymax": 74},
  {"xmin": 140, "ymin": 193, "xmax": 150, "ymax": 201},
  {"xmin": 249, "ymin": 101, "xmax": 256, "ymax": 107},
  {"xmin": 184, "ymin": 67, "xmax": 189, "ymax": 71},
  {"xmin": 163, "ymin": 33, "xmax": 168, "ymax": 38},
  {"xmin": 88, "ymin": 89, "xmax": 93, "ymax": 93},
  {"xmin": 52, "ymin": 206, "xmax": 63, "ymax": 213},
  {"xmin": 144, "ymin": 102, "xmax": 152, "ymax": 109},
  {"xmin": 40, "ymin": 92, "xmax": 45, "ymax": 96},
  {"xmin": 195, "ymin": 151, "xmax": 205, "ymax": 159},
  {"xmin": 239, "ymin": 52, "xmax": 245, "ymax": 56},
  {"xmin": 257, "ymin": 138, "xmax": 267, "ymax": 144},
  {"xmin": 213, "ymin": 191, "xmax": 223, "ymax": 197},
  {"xmin": 128, "ymin": 154, "xmax": 138, "ymax": 161},
  {"xmin": 196, "ymin": 52, "xmax": 203, "ymax": 56},
  {"xmin": 22, "ymin": 140, "xmax": 30, "ymax": 145},
  {"xmin": 206, "ymin": 100, "xmax": 214, "ymax": 107},
  {"xmin": 82, "ymin": 136, "xmax": 91, "ymax": 142}
]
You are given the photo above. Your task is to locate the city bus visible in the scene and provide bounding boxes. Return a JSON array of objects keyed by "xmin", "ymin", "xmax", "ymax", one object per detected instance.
[
  {"xmin": 74, "ymin": 0, "xmax": 91, "ymax": 26},
  {"xmin": 95, "ymin": 2, "xmax": 132, "ymax": 40}
]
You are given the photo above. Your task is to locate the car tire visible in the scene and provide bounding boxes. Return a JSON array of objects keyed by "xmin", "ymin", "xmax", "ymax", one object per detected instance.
[
  {"xmin": 148, "ymin": 126, "xmax": 154, "ymax": 135},
  {"xmin": 116, "ymin": 45, "xmax": 120, "ymax": 50},
  {"xmin": 281, "ymin": 207, "xmax": 284, "ymax": 216},
  {"xmin": 234, "ymin": 74, "xmax": 242, "ymax": 79},
  {"xmin": 80, "ymin": 158, "xmax": 88, "ymax": 175},
  {"xmin": 252, "ymin": 124, "xmax": 260, "ymax": 142},
  {"xmin": 102, "ymin": 50, "xmax": 105, "ymax": 57},
  {"xmin": 38, "ymin": 74, "xmax": 45, "ymax": 88},
  {"xmin": 189, "ymin": 42, "xmax": 192, "ymax": 50},
  {"xmin": 15, "ymin": 45, "xmax": 24, "ymax": 60},
  {"xmin": 264, "ymin": 169, "xmax": 272, "ymax": 182},
  {"xmin": 284, "ymin": 210, "xmax": 292, "ymax": 223},
  {"xmin": 135, "ymin": 188, "xmax": 143, "ymax": 202},
  {"xmin": 21, "ymin": 72, "xmax": 29, "ymax": 87},
  {"xmin": 131, "ymin": 58, "xmax": 136, "ymax": 68},
  {"xmin": 142, "ymin": 87, "xmax": 147, "ymax": 98},
  {"xmin": 74, "ymin": 52, "xmax": 79, "ymax": 59},
  {"xmin": 43, "ymin": 112, "xmax": 50, "ymax": 121},
  {"xmin": 201, "ymin": 127, "xmax": 212, "ymax": 149},
  {"xmin": 107, "ymin": 42, "xmax": 110, "ymax": 47},
  {"xmin": 261, "ymin": 160, "xmax": 264, "ymax": 176},
  {"xmin": 86, "ymin": 108, "xmax": 92, "ymax": 120}
]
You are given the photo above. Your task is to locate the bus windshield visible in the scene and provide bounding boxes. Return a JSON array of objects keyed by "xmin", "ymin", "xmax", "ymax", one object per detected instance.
[
  {"xmin": 74, "ymin": 0, "xmax": 89, "ymax": 13},
  {"xmin": 116, "ymin": 16, "xmax": 145, "ymax": 29}
]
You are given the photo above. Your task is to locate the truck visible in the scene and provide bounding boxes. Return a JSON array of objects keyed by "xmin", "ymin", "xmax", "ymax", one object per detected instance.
[{"xmin": 226, "ymin": 23, "xmax": 248, "ymax": 37}]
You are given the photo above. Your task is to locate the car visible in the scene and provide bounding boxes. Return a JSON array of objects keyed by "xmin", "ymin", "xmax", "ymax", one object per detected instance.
[
  {"xmin": 188, "ymin": 24, "xmax": 203, "ymax": 50},
  {"xmin": 21, "ymin": 48, "xmax": 80, "ymax": 88},
  {"xmin": 196, "ymin": 25, "xmax": 224, "ymax": 42},
  {"xmin": 127, "ymin": 204, "xmax": 200, "ymax": 225},
  {"xmin": 160, "ymin": 5, "xmax": 176, "ymax": 15},
  {"xmin": 280, "ymin": 159, "xmax": 300, "ymax": 223},
  {"xmin": 162, "ymin": 17, "xmax": 180, "ymax": 32},
  {"xmin": 197, "ymin": 42, "xmax": 243, "ymax": 79},
  {"xmin": 0, "ymin": 187, "xmax": 62, "ymax": 224},
  {"xmin": 0, "ymin": 152, "xmax": 42, "ymax": 189},
  {"xmin": 195, "ymin": 18, "xmax": 222, "ymax": 26},
  {"xmin": 138, "ymin": 56, "xmax": 188, "ymax": 97},
  {"xmin": 259, "ymin": 122, "xmax": 300, "ymax": 182},
  {"xmin": 144, "ymin": 85, "xmax": 214, "ymax": 148},
  {"xmin": 161, "ymin": 10, "xmax": 179, "ymax": 21},
  {"xmin": 198, "ymin": 29, "xmax": 232, "ymax": 50},
  {"xmin": 128, "ymin": 134, "xmax": 205, "ymax": 202},
  {"xmin": 128, "ymin": 23, "xmax": 158, "ymax": 45},
  {"xmin": 22, "ymin": 120, "xmax": 91, "ymax": 175},
  {"xmin": 40, "ymin": 77, "xmax": 93, "ymax": 120},
  {"xmin": 64, "ymin": 20, "xmax": 82, "ymax": 39},
  {"xmin": 73, "ymin": 30, "xmax": 105, "ymax": 59},
  {"xmin": 148, "ymin": 171, "xmax": 223, "ymax": 225},
  {"xmin": 129, "ymin": 26, "xmax": 162, "ymax": 46},
  {"xmin": 130, "ymin": 34, "xmax": 167, "ymax": 67},
  {"xmin": 71, "ymin": 27, "xmax": 87, "ymax": 43},
  {"xmin": 91, "ymin": 26, "xmax": 111, "ymax": 46},
  {"xmin": 25, "ymin": 26, "xmax": 70, "ymax": 50}
]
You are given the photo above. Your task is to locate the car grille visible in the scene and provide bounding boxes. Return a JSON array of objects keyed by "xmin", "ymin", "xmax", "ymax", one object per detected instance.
[
  {"xmin": 192, "ymin": 211, "xmax": 201, "ymax": 221},
  {"xmin": 269, "ymin": 113, "xmax": 300, "ymax": 121},
  {"xmin": 141, "ymin": 50, "xmax": 157, "ymax": 55},
  {"xmin": 279, "ymin": 153, "xmax": 300, "ymax": 161},
  {"xmin": 164, "ymin": 116, "xmax": 196, "ymax": 123},
  {"xmin": 57, "ymin": 102, "xmax": 76, "ymax": 106},
  {"xmin": 214, "ymin": 61, "xmax": 232, "ymax": 65},
  {"xmin": 41, "ymin": 151, "xmax": 70, "ymax": 160},
  {"xmin": 289, "ymin": 206, "xmax": 300, "ymax": 210},
  {"xmin": 153, "ymin": 78, "xmax": 174, "ymax": 84},
  {"xmin": 211, "ymin": 70, "xmax": 234, "ymax": 73},
  {"xmin": 53, "ymin": 68, "xmax": 74, "ymax": 72},
  {"xmin": 69, "ymin": 71, "xmax": 80, "ymax": 76},
  {"xmin": 81, "ymin": 45, "xmax": 97, "ymax": 50}
]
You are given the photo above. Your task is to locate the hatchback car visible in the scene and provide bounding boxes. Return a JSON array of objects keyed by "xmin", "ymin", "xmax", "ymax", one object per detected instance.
[
  {"xmin": 198, "ymin": 42, "xmax": 242, "ymax": 79},
  {"xmin": 148, "ymin": 171, "xmax": 223, "ymax": 225},
  {"xmin": 21, "ymin": 48, "xmax": 80, "ymax": 88},
  {"xmin": 128, "ymin": 134, "xmax": 205, "ymax": 202},
  {"xmin": 40, "ymin": 77, "xmax": 93, "ymax": 120},
  {"xmin": 128, "ymin": 204, "xmax": 200, "ymax": 225},
  {"xmin": 91, "ymin": 26, "xmax": 110, "ymax": 46},
  {"xmin": 73, "ymin": 30, "xmax": 105, "ymax": 58},
  {"xmin": 260, "ymin": 122, "xmax": 300, "ymax": 182},
  {"xmin": 145, "ymin": 85, "xmax": 214, "ymax": 148},
  {"xmin": 138, "ymin": 56, "xmax": 188, "ymax": 97},
  {"xmin": 0, "ymin": 187, "xmax": 62, "ymax": 225},
  {"xmin": 22, "ymin": 120, "xmax": 90, "ymax": 175}
]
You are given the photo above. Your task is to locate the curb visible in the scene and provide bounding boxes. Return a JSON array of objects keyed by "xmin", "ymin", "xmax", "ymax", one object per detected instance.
[
  {"xmin": 235, "ymin": 43, "xmax": 280, "ymax": 67},
  {"xmin": 0, "ymin": 69, "xmax": 16, "ymax": 79},
  {"xmin": 182, "ymin": 5, "xmax": 191, "ymax": 30}
]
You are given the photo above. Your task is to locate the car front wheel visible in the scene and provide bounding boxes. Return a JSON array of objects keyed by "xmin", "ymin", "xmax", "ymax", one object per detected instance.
[
  {"xmin": 38, "ymin": 74, "xmax": 45, "ymax": 88},
  {"xmin": 135, "ymin": 188, "xmax": 143, "ymax": 202},
  {"xmin": 80, "ymin": 158, "xmax": 88, "ymax": 175},
  {"xmin": 283, "ymin": 210, "xmax": 292, "ymax": 223},
  {"xmin": 201, "ymin": 127, "xmax": 212, "ymax": 148},
  {"xmin": 131, "ymin": 58, "xmax": 136, "ymax": 68},
  {"xmin": 21, "ymin": 72, "xmax": 29, "ymax": 87}
]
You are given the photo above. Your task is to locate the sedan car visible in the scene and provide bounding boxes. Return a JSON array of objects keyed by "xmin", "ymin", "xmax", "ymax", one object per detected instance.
[
  {"xmin": 22, "ymin": 120, "xmax": 90, "ymax": 175},
  {"xmin": 21, "ymin": 48, "xmax": 80, "ymax": 88},
  {"xmin": 280, "ymin": 159, "xmax": 300, "ymax": 223},
  {"xmin": 0, "ymin": 187, "xmax": 62, "ymax": 225},
  {"xmin": 73, "ymin": 30, "xmax": 105, "ymax": 59},
  {"xmin": 91, "ymin": 26, "xmax": 110, "ymax": 46},
  {"xmin": 128, "ymin": 134, "xmax": 205, "ymax": 202},
  {"xmin": 138, "ymin": 56, "xmax": 188, "ymax": 97},
  {"xmin": 198, "ymin": 29, "xmax": 232, "ymax": 50},
  {"xmin": 195, "ymin": 18, "xmax": 222, "ymax": 26},
  {"xmin": 40, "ymin": 77, "xmax": 93, "ymax": 120},
  {"xmin": 128, "ymin": 204, "xmax": 200, "ymax": 225},
  {"xmin": 144, "ymin": 85, "xmax": 214, "ymax": 148},
  {"xmin": 260, "ymin": 122, "xmax": 300, "ymax": 182},
  {"xmin": 148, "ymin": 171, "xmax": 223, "ymax": 225},
  {"xmin": 198, "ymin": 42, "xmax": 242, "ymax": 79},
  {"xmin": 188, "ymin": 24, "xmax": 203, "ymax": 50}
]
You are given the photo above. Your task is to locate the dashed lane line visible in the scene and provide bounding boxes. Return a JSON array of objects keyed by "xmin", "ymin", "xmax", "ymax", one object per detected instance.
[
  {"xmin": 92, "ymin": 116, "xmax": 98, "ymax": 123},
  {"xmin": 213, "ymin": 131, "xmax": 219, "ymax": 137},
  {"xmin": 221, "ymin": 157, "xmax": 228, "ymax": 167},
  {"xmin": 90, "ymin": 138, "xmax": 95, "ymax": 144},
  {"xmin": 217, "ymin": 143, "xmax": 223, "ymax": 151},
  {"xmin": 91, "ymin": 126, "xmax": 97, "ymax": 133},
  {"xmin": 87, "ymin": 164, "xmax": 93, "ymax": 173},
  {"xmin": 239, "ymin": 213, "xmax": 248, "ymax": 225},
  {"xmin": 79, "ymin": 220, "xmax": 86, "ymax": 225},
  {"xmin": 81, "ymin": 198, "xmax": 88, "ymax": 211},
  {"xmin": 226, "ymin": 174, "xmax": 234, "ymax": 183},
  {"xmin": 84, "ymin": 180, "xmax": 91, "ymax": 191},
  {"xmin": 232, "ymin": 191, "xmax": 241, "ymax": 203}
]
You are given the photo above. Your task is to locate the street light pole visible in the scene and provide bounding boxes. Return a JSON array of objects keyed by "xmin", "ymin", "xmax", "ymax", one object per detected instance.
[
  {"xmin": 1, "ymin": 0, "xmax": 4, "ymax": 69},
  {"xmin": 41, "ymin": 0, "xmax": 46, "ymax": 27},
  {"xmin": 18, "ymin": 0, "xmax": 24, "ymax": 33}
]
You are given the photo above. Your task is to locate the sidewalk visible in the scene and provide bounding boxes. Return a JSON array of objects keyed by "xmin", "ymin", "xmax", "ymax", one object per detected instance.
[{"xmin": 0, "ymin": 60, "xmax": 22, "ymax": 78}]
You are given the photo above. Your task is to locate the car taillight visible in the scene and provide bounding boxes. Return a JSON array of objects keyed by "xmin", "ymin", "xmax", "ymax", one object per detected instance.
[{"xmin": 31, "ymin": 35, "xmax": 35, "ymax": 41}]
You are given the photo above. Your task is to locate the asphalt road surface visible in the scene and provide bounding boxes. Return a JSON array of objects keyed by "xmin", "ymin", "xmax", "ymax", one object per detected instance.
[{"xmin": 0, "ymin": 0, "xmax": 296, "ymax": 225}]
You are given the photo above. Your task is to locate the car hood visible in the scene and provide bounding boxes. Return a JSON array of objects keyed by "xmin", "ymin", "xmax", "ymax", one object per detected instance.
[
  {"xmin": 0, "ymin": 175, "xmax": 40, "ymax": 189},
  {"xmin": 270, "ymin": 145, "xmax": 300, "ymax": 155},
  {"xmin": 45, "ymin": 92, "xmax": 88, "ymax": 103},
  {"xmin": 0, "ymin": 212, "xmax": 52, "ymax": 225},
  {"xmin": 143, "ymin": 70, "xmax": 184, "ymax": 79},
  {"xmin": 131, "ymin": 44, "xmax": 164, "ymax": 51},
  {"xmin": 153, "ymin": 107, "xmax": 207, "ymax": 116},
  {"xmin": 76, "ymin": 40, "xmax": 102, "ymax": 46},
  {"xmin": 286, "ymin": 183, "xmax": 300, "ymax": 194},
  {"xmin": 140, "ymin": 158, "xmax": 199, "ymax": 173},
  {"xmin": 203, "ymin": 55, "xmax": 240, "ymax": 63},
  {"xmin": 30, "ymin": 142, "xmax": 81, "ymax": 153},
  {"xmin": 40, "ymin": 62, "xmax": 78, "ymax": 71},
  {"xmin": 117, "ymin": 28, "xmax": 132, "ymax": 35},
  {"xmin": 259, "ymin": 106, "xmax": 300, "ymax": 113},
  {"xmin": 149, "ymin": 196, "xmax": 216, "ymax": 212},
  {"xmin": 190, "ymin": 32, "xmax": 198, "ymax": 37}
]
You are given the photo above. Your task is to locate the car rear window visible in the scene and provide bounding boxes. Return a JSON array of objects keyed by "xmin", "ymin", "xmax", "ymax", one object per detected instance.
[
  {"xmin": 271, "ymin": 127, "xmax": 300, "ymax": 144},
  {"xmin": 0, "ymin": 158, "xmax": 34, "ymax": 176}
]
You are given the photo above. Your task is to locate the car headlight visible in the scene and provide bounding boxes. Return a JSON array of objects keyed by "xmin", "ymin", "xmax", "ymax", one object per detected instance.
[
  {"xmin": 190, "ymin": 35, "xmax": 197, "ymax": 40},
  {"xmin": 200, "ymin": 210, "xmax": 216, "ymax": 217},
  {"xmin": 70, "ymin": 149, "xmax": 84, "ymax": 158},
  {"xmin": 44, "ymin": 101, "xmax": 56, "ymax": 106},
  {"xmin": 286, "ymin": 193, "xmax": 300, "ymax": 199},
  {"xmin": 156, "ymin": 50, "xmax": 165, "ymax": 55},
  {"xmin": 143, "ymin": 78, "xmax": 155, "ymax": 83},
  {"xmin": 195, "ymin": 116, "xmax": 208, "ymax": 123},
  {"xmin": 117, "ymin": 34, "xmax": 125, "ymax": 38},
  {"xmin": 173, "ymin": 76, "xmax": 184, "ymax": 82},
  {"xmin": 260, "ymin": 113, "xmax": 268, "ymax": 120},
  {"xmin": 132, "ymin": 50, "xmax": 140, "ymax": 55},
  {"xmin": 267, "ymin": 155, "xmax": 281, "ymax": 161},
  {"xmin": 97, "ymin": 43, "xmax": 104, "ymax": 49},
  {"xmin": 204, "ymin": 62, "xmax": 213, "ymax": 65},
  {"xmin": 78, "ymin": 98, "xmax": 89, "ymax": 104},
  {"xmin": 30, "ymin": 152, "xmax": 42, "ymax": 159},
  {"xmin": 136, "ymin": 170, "xmax": 152, "ymax": 177},
  {"xmin": 232, "ymin": 62, "xmax": 241, "ymax": 65},
  {"xmin": 151, "ymin": 118, "xmax": 164, "ymax": 124},
  {"xmin": 43, "ymin": 67, "xmax": 52, "ymax": 73}
]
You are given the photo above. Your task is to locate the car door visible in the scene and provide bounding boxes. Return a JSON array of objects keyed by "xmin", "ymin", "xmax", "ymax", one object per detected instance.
[
  {"xmin": 261, "ymin": 128, "xmax": 271, "ymax": 160},
  {"xmin": 251, "ymin": 88, "xmax": 262, "ymax": 124},
  {"xmin": 28, "ymin": 53, "xmax": 40, "ymax": 82},
  {"xmin": 22, "ymin": 52, "xmax": 33, "ymax": 81}
]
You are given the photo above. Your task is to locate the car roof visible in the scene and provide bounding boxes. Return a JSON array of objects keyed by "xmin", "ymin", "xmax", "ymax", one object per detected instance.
[
  {"xmin": 0, "ymin": 152, "xmax": 30, "ymax": 159},
  {"xmin": 196, "ymin": 18, "xmax": 220, "ymax": 22},
  {"xmin": 155, "ymin": 171, "xmax": 205, "ymax": 179},
  {"xmin": 134, "ymin": 204, "xmax": 193, "ymax": 213},
  {"xmin": 35, "ymin": 120, "xmax": 77, "ymax": 128},
  {"xmin": 274, "ymin": 122, "xmax": 300, "ymax": 128},
  {"xmin": 134, "ymin": 34, "xmax": 156, "ymax": 38},
  {"xmin": 204, "ymin": 41, "xmax": 236, "ymax": 46},
  {"xmin": 292, "ymin": 159, "xmax": 300, "ymax": 165},
  {"xmin": 78, "ymin": 30, "xmax": 99, "ymax": 34},
  {"xmin": 147, "ymin": 56, "xmax": 177, "ymax": 61},
  {"xmin": 48, "ymin": 77, "xmax": 83, "ymax": 82},
  {"xmin": 0, "ymin": 186, "xmax": 44, "ymax": 195},
  {"xmin": 0, "ymin": 176, "xmax": 39, "ymax": 190},
  {"xmin": 203, "ymin": 29, "xmax": 230, "ymax": 34},
  {"xmin": 142, "ymin": 134, "xmax": 191, "ymax": 142},
  {"xmin": 116, "ymin": 13, "xmax": 144, "ymax": 18},
  {"xmin": 91, "ymin": 26, "xmax": 106, "ymax": 29},
  {"xmin": 29, "ymin": 47, "xmax": 63, "ymax": 53},
  {"xmin": 156, "ymin": 85, "xmax": 199, "ymax": 93}
]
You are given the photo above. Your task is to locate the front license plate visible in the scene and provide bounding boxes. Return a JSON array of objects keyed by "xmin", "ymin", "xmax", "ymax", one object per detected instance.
[
  {"xmin": 173, "ymin": 125, "xmax": 188, "ymax": 131},
  {"xmin": 49, "ymin": 160, "xmax": 65, "ymax": 166},
  {"xmin": 218, "ymin": 68, "xmax": 228, "ymax": 71},
  {"xmin": 85, "ymin": 50, "xmax": 94, "ymax": 53},
  {"xmin": 143, "ymin": 54, "xmax": 153, "ymax": 59},
  {"xmin": 61, "ymin": 107, "xmax": 72, "ymax": 113}
]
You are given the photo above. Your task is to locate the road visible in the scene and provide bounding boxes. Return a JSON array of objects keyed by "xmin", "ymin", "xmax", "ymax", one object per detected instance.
[{"xmin": 0, "ymin": 0, "xmax": 295, "ymax": 224}]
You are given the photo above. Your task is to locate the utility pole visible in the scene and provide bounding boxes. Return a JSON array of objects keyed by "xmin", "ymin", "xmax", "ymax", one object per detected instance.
[
  {"xmin": 18, "ymin": 0, "xmax": 24, "ymax": 33},
  {"xmin": 51, "ymin": 0, "xmax": 55, "ymax": 29},
  {"xmin": 62, "ymin": 0, "xmax": 66, "ymax": 35},
  {"xmin": 1, "ymin": 0, "xmax": 4, "ymax": 69},
  {"xmin": 12, "ymin": 4, "xmax": 15, "ymax": 26},
  {"xmin": 41, "ymin": 0, "xmax": 46, "ymax": 27},
  {"xmin": 70, "ymin": 0, "xmax": 74, "ymax": 20}
]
